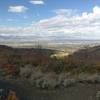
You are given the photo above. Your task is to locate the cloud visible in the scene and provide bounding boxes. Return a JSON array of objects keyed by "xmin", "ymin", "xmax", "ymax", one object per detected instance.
[
  {"xmin": 1, "ymin": 6, "xmax": 100, "ymax": 43},
  {"xmin": 8, "ymin": 6, "xmax": 28, "ymax": 13},
  {"xmin": 30, "ymin": 0, "xmax": 44, "ymax": 5},
  {"xmin": 36, "ymin": 6, "xmax": 100, "ymax": 39},
  {"xmin": 53, "ymin": 9, "xmax": 77, "ymax": 17},
  {"xmin": 7, "ymin": 19, "xmax": 14, "ymax": 22}
]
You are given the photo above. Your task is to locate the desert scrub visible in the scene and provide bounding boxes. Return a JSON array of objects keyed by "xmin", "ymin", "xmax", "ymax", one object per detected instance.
[
  {"xmin": 48, "ymin": 59, "xmax": 66, "ymax": 74},
  {"xmin": 0, "ymin": 68, "xmax": 6, "ymax": 77},
  {"xmin": 30, "ymin": 71, "xmax": 59, "ymax": 89},
  {"xmin": 77, "ymin": 73, "xmax": 100, "ymax": 83},
  {"xmin": 96, "ymin": 91, "xmax": 100, "ymax": 100},
  {"xmin": 19, "ymin": 64, "xmax": 34, "ymax": 78}
]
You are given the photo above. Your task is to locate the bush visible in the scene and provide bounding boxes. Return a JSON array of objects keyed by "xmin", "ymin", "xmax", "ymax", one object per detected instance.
[
  {"xmin": 96, "ymin": 91, "xmax": 100, "ymax": 100},
  {"xmin": 20, "ymin": 64, "xmax": 34, "ymax": 78},
  {"xmin": 0, "ymin": 68, "xmax": 6, "ymax": 76},
  {"xmin": 49, "ymin": 59, "xmax": 66, "ymax": 74}
]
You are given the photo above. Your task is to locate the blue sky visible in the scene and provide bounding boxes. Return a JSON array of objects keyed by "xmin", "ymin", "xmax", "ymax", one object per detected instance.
[
  {"xmin": 0, "ymin": 0, "xmax": 100, "ymax": 26},
  {"xmin": 0, "ymin": 0, "xmax": 100, "ymax": 44}
]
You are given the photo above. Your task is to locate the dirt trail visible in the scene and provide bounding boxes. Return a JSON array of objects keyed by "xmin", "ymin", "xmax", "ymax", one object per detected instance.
[{"xmin": 0, "ymin": 80, "xmax": 100, "ymax": 100}]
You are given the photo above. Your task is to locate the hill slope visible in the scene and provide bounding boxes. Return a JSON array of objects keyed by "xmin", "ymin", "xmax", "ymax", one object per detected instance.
[
  {"xmin": 0, "ymin": 45, "xmax": 55, "ymax": 76},
  {"xmin": 68, "ymin": 45, "xmax": 100, "ymax": 72}
]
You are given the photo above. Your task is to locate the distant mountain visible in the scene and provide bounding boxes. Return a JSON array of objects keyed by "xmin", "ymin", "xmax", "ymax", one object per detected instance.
[{"xmin": 0, "ymin": 33, "xmax": 100, "ymax": 46}]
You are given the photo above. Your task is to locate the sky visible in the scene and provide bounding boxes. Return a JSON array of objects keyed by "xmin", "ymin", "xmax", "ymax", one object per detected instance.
[{"xmin": 0, "ymin": 0, "xmax": 100, "ymax": 44}]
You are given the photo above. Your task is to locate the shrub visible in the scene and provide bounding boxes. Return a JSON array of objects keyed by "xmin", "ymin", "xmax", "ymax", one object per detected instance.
[
  {"xmin": 96, "ymin": 91, "xmax": 100, "ymax": 100},
  {"xmin": 49, "ymin": 59, "xmax": 66, "ymax": 74},
  {"xmin": 19, "ymin": 64, "xmax": 34, "ymax": 78}
]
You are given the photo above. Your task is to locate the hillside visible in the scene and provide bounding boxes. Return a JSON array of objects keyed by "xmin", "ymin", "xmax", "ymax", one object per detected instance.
[
  {"xmin": 0, "ymin": 45, "xmax": 100, "ymax": 89},
  {"xmin": 67, "ymin": 45, "xmax": 100, "ymax": 73},
  {"xmin": 0, "ymin": 45, "xmax": 55, "ymax": 76}
]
